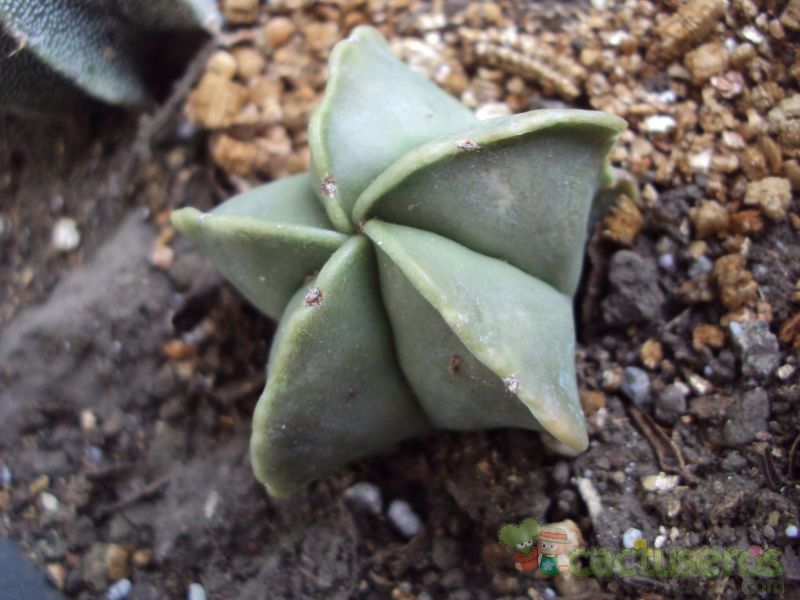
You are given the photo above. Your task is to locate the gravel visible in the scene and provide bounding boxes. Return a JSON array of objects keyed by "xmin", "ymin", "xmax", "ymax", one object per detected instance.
[
  {"xmin": 602, "ymin": 251, "xmax": 665, "ymax": 325},
  {"xmin": 728, "ymin": 320, "xmax": 781, "ymax": 379},
  {"xmin": 655, "ymin": 383, "xmax": 689, "ymax": 424},
  {"xmin": 723, "ymin": 388, "xmax": 770, "ymax": 446},
  {"xmin": 620, "ymin": 367, "xmax": 652, "ymax": 409},
  {"xmin": 387, "ymin": 499, "xmax": 422, "ymax": 538}
]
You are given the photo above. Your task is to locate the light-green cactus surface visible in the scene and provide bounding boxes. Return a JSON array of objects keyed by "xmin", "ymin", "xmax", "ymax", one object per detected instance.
[
  {"xmin": 172, "ymin": 26, "xmax": 628, "ymax": 495},
  {"xmin": 0, "ymin": 0, "xmax": 220, "ymax": 113}
]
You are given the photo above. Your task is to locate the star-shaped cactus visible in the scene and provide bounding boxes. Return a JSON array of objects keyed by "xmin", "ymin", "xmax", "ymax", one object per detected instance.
[{"xmin": 172, "ymin": 27, "xmax": 628, "ymax": 495}]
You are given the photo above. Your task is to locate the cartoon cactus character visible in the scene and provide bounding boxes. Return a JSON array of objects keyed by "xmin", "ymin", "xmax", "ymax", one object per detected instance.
[
  {"xmin": 172, "ymin": 26, "xmax": 629, "ymax": 495},
  {"xmin": 0, "ymin": 0, "xmax": 220, "ymax": 114},
  {"xmin": 498, "ymin": 518, "xmax": 541, "ymax": 555}
]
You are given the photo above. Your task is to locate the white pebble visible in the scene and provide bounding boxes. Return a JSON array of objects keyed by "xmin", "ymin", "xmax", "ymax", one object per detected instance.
[
  {"xmin": 688, "ymin": 150, "xmax": 712, "ymax": 171},
  {"xmin": 344, "ymin": 482, "xmax": 382, "ymax": 515},
  {"xmin": 39, "ymin": 492, "xmax": 59, "ymax": 513},
  {"xmin": 641, "ymin": 472, "xmax": 679, "ymax": 493},
  {"xmin": 658, "ymin": 254, "xmax": 675, "ymax": 270},
  {"xmin": 84, "ymin": 445, "xmax": 103, "ymax": 466},
  {"xmin": 605, "ymin": 30, "xmax": 631, "ymax": 47},
  {"xmin": 106, "ymin": 578, "xmax": 132, "ymax": 600},
  {"xmin": 204, "ymin": 490, "xmax": 220, "ymax": 520},
  {"xmin": 188, "ymin": 583, "xmax": 206, "ymax": 600},
  {"xmin": 777, "ymin": 364, "xmax": 796, "ymax": 381},
  {"xmin": 653, "ymin": 89, "xmax": 677, "ymax": 104},
  {"xmin": 622, "ymin": 527, "xmax": 643, "ymax": 549},
  {"xmin": 51, "ymin": 218, "xmax": 81, "ymax": 252},
  {"xmin": 786, "ymin": 524, "xmax": 799, "ymax": 538},
  {"xmin": 80, "ymin": 409, "xmax": 97, "ymax": 431},
  {"xmin": 642, "ymin": 115, "xmax": 676, "ymax": 134},
  {"xmin": 741, "ymin": 26, "xmax": 764, "ymax": 44},
  {"xmin": 0, "ymin": 464, "xmax": 11, "ymax": 487},
  {"xmin": 388, "ymin": 499, "xmax": 422, "ymax": 538},
  {"xmin": 475, "ymin": 102, "xmax": 512, "ymax": 120}
]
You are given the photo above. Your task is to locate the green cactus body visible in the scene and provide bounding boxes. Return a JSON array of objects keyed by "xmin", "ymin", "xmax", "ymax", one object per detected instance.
[
  {"xmin": 0, "ymin": 0, "xmax": 220, "ymax": 113},
  {"xmin": 172, "ymin": 26, "xmax": 628, "ymax": 495}
]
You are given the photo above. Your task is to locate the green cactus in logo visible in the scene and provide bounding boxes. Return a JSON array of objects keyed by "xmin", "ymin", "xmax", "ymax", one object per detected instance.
[
  {"xmin": 498, "ymin": 519, "xmax": 541, "ymax": 555},
  {"xmin": 172, "ymin": 26, "xmax": 629, "ymax": 495}
]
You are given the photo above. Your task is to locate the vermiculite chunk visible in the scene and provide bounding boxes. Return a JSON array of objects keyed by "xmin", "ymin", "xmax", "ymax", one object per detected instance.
[{"xmin": 172, "ymin": 26, "xmax": 629, "ymax": 495}]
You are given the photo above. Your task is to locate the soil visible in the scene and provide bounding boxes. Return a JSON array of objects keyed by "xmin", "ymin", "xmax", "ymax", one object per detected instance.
[{"xmin": 1, "ymin": 1, "xmax": 800, "ymax": 599}]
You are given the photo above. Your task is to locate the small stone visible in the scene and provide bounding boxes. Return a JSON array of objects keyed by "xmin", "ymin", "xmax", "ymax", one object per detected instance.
[
  {"xmin": 85, "ymin": 446, "xmax": 103, "ymax": 466},
  {"xmin": 777, "ymin": 364, "xmax": 796, "ymax": 380},
  {"xmin": 685, "ymin": 42, "xmax": 729, "ymax": 82},
  {"xmin": 39, "ymin": 492, "xmax": 59, "ymax": 513},
  {"xmin": 432, "ymin": 538, "xmax": 460, "ymax": 570},
  {"xmin": 106, "ymin": 578, "xmax": 132, "ymax": 600},
  {"xmin": 232, "ymin": 47, "xmax": 266, "ymax": 80},
  {"xmin": 779, "ymin": 312, "xmax": 800, "ymax": 348},
  {"xmin": 728, "ymin": 320, "xmax": 780, "ymax": 379},
  {"xmin": 188, "ymin": 583, "xmax": 207, "ymax": 600},
  {"xmin": 687, "ymin": 372, "xmax": 713, "ymax": 396},
  {"xmin": 579, "ymin": 389, "xmax": 606, "ymax": 416},
  {"xmin": 621, "ymin": 367, "xmax": 651, "ymax": 408},
  {"xmin": 693, "ymin": 324, "xmax": 726, "ymax": 350},
  {"xmin": 658, "ymin": 254, "xmax": 675, "ymax": 270},
  {"xmin": 744, "ymin": 177, "xmax": 793, "ymax": 221},
  {"xmin": 106, "ymin": 544, "xmax": 130, "ymax": 582},
  {"xmin": 150, "ymin": 245, "xmax": 174, "ymax": 271},
  {"xmin": 187, "ymin": 62, "xmax": 248, "ymax": 129},
  {"xmin": 786, "ymin": 524, "xmax": 799, "ymax": 538},
  {"xmin": 640, "ymin": 340, "xmax": 663, "ymax": 369},
  {"xmin": 46, "ymin": 563, "xmax": 66, "ymax": 590},
  {"xmin": 641, "ymin": 472, "xmax": 679, "ymax": 492},
  {"xmin": 475, "ymin": 102, "xmax": 511, "ymax": 120},
  {"xmin": 690, "ymin": 200, "xmax": 729, "ymax": 237},
  {"xmin": 51, "ymin": 218, "xmax": 81, "ymax": 252},
  {"xmin": 388, "ymin": 499, "xmax": 422, "ymax": 538},
  {"xmin": 602, "ymin": 251, "xmax": 665, "ymax": 325},
  {"xmin": 655, "ymin": 383, "xmax": 688, "ymax": 424},
  {"xmin": 304, "ymin": 22, "xmax": 340, "ymax": 54},
  {"xmin": 28, "ymin": 474, "xmax": 49, "ymax": 496},
  {"xmin": 723, "ymin": 388, "xmax": 769, "ymax": 446},
  {"xmin": 344, "ymin": 482, "xmax": 382, "ymax": 515},
  {"xmin": 131, "ymin": 549, "xmax": 153, "ymax": 568},
  {"xmin": 601, "ymin": 365, "xmax": 623, "ymax": 391},
  {"xmin": 602, "ymin": 195, "xmax": 644, "ymax": 247},
  {"xmin": 162, "ymin": 340, "xmax": 197, "ymax": 360},
  {"xmin": 80, "ymin": 409, "xmax": 97, "ymax": 431},
  {"xmin": 223, "ymin": 0, "xmax": 259, "ymax": 25},
  {"xmin": 688, "ymin": 150, "xmax": 713, "ymax": 171},
  {"xmin": 0, "ymin": 464, "xmax": 11, "ymax": 487},
  {"xmin": 203, "ymin": 490, "xmax": 220, "ymax": 520},
  {"xmin": 689, "ymin": 254, "xmax": 714, "ymax": 279},
  {"xmin": 642, "ymin": 114, "xmax": 677, "ymax": 134},
  {"xmin": 263, "ymin": 17, "xmax": 295, "ymax": 48},
  {"xmin": 622, "ymin": 527, "xmax": 643, "ymax": 549},
  {"xmin": 730, "ymin": 209, "xmax": 764, "ymax": 234},
  {"xmin": 714, "ymin": 254, "xmax": 759, "ymax": 311},
  {"xmin": 654, "ymin": 0, "xmax": 725, "ymax": 59}
]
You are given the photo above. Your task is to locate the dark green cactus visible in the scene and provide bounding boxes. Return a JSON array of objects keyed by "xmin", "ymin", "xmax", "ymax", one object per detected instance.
[
  {"xmin": 0, "ymin": 0, "xmax": 220, "ymax": 113},
  {"xmin": 172, "ymin": 27, "xmax": 628, "ymax": 495}
]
